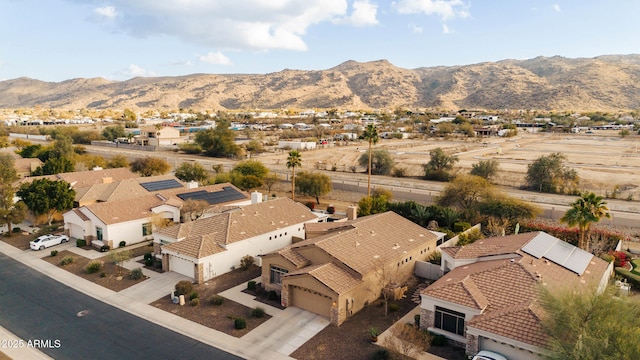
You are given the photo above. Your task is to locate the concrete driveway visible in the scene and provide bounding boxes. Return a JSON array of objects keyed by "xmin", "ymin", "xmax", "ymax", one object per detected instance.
[{"xmin": 241, "ymin": 307, "xmax": 330, "ymax": 355}]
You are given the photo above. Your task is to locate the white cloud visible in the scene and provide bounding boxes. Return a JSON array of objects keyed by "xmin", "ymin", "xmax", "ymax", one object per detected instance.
[
  {"xmin": 110, "ymin": 64, "xmax": 156, "ymax": 80},
  {"xmin": 333, "ymin": 0, "xmax": 379, "ymax": 27},
  {"xmin": 170, "ymin": 60, "xmax": 194, "ymax": 66},
  {"xmin": 442, "ymin": 24, "xmax": 452, "ymax": 34},
  {"xmin": 393, "ymin": 0, "xmax": 470, "ymax": 20},
  {"xmin": 88, "ymin": 1, "xmax": 350, "ymax": 52},
  {"xmin": 552, "ymin": 4, "xmax": 561, "ymax": 12},
  {"xmin": 408, "ymin": 23, "xmax": 423, "ymax": 33},
  {"xmin": 94, "ymin": 6, "xmax": 117, "ymax": 19},
  {"xmin": 198, "ymin": 51, "xmax": 232, "ymax": 66}
]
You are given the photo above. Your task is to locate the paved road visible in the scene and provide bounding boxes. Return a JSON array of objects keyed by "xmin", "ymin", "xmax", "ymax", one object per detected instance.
[{"xmin": 0, "ymin": 253, "xmax": 240, "ymax": 360}]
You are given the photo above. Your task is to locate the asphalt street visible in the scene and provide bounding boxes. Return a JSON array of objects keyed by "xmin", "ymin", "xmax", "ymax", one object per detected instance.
[{"xmin": 0, "ymin": 253, "xmax": 241, "ymax": 360}]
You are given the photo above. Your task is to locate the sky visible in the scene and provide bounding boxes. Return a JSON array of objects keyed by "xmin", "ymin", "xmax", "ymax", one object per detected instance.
[{"xmin": 1, "ymin": 0, "xmax": 639, "ymax": 82}]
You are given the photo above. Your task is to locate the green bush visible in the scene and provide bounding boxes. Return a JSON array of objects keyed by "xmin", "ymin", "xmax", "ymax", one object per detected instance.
[
  {"xmin": 190, "ymin": 298, "xmax": 200, "ymax": 306},
  {"xmin": 86, "ymin": 260, "xmax": 102, "ymax": 274},
  {"xmin": 427, "ymin": 251, "xmax": 442, "ymax": 265},
  {"xmin": 209, "ymin": 295, "xmax": 225, "ymax": 306},
  {"xmin": 251, "ymin": 307, "xmax": 265, "ymax": 318},
  {"xmin": 119, "ymin": 241, "xmax": 126, "ymax": 248},
  {"xmin": 175, "ymin": 280, "xmax": 194, "ymax": 296},
  {"xmin": 144, "ymin": 259, "xmax": 153, "ymax": 267},
  {"xmin": 371, "ymin": 348, "xmax": 390, "ymax": 360},
  {"xmin": 247, "ymin": 280, "xmax": 257, "ymax": 291},
  {"xmin": 189, "ymin": 292, "xmax": 199, "ymax": 301},
  {"xmin": 388, "ymin": 303, "xmax": 399, "ymax": 312},
  {"xmin": 326, "ymin": 206, "xmax": 336, "ymax": 214},
  {"xmin": 143, "ymin": 252, "xmax": 153, "ymax": 261},
  {"xmin": 240, "ymin": 255, "xmax": 254, "ymax": 270},
  {"xmin": 267, "ymin": 290, "xmax": 278, "ymax": 301},
  {"xmin": 76, "ymin": 239, "xmax": 87, "ymax": 247},
  {"xmin": 12, "ymin": 227, "xmax": 21, "ymax": 233},
  {"xmin": 100, "ymin": 272, "xmax": 106, "ymax": 278},
  {"xmin": 430, "ymin": 333, "xmax": 447, "ymax": 346},
  {"xmin": 50, "ymin": 250, "xmax": 58, "ymax": 257},
  {"xmin": 453, "ymin": 222, "xmax": 471, "ymax": 233},
  {"xmin": 414, "ymin": 314, "xmax": 421, "ymax": 327},
  {"xmin": 234, "ymin": 317, "xmax": 247, "ymax": 329},
  {"xmin": 59, "ymin": 256, "xmax": 75, "ymax": 266},
  {"xmin": 130, "ymin": 268, "xmax": 143, "ymax": 280},
  {"xmin": 457, "ymin": 228, "xmax": 484, "ymax": 246}
]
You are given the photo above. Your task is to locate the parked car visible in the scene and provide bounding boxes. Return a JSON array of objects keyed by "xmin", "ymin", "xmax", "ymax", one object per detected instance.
[
  {"xmin": 29, "ymin": 234, "xmax": 69, "ymax": 250},
  {"xmin": 471, "ymin": 350, "xmax": 508, "ymax": 360}
]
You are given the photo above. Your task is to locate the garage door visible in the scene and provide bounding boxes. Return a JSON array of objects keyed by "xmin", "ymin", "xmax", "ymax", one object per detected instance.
[
  {"xmin": 290, "ymin": 286, "xmax": 332, "ymax": 318},
  {"xmin": 169, "ymin": 256, "xmax": 194, "ymax": 279},
  {"xmin": 478, "ymin": 336, "xmax": 538, "ymax": 360}
]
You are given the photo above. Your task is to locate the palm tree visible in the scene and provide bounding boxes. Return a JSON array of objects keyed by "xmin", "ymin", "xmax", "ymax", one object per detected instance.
[
  {"xmin": 362, "ymin": 124, "xmax": 379, "ymax": 197},
  {"xmin": 560, "ymin": 192, "xmax": 610, "ymax": 251},
  {"xmin": 286, "ymin": 150, "xmax": 302, "ymax": 202}
]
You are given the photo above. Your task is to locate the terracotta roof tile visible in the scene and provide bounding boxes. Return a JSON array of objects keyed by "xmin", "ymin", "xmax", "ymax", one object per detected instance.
[
  {"xmin": 286, "ymin": 262, "xmax": 361, "ymax": 294},
  {"xmin": 163, "ymin": 233, "xmax": 227, "ymax": 258}
]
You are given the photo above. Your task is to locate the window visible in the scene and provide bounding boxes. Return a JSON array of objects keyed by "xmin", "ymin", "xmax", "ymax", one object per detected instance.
[
  {"xmin": 434, "ymin": 306, "xmax": 465, "ymax": 336},
  {"xmin": 142, "ymin": 223, "xmax": 153, "ymax": 236},
  {"xmin": 269, "ymin": 265, "xmax": 288, "ymax": 285}
]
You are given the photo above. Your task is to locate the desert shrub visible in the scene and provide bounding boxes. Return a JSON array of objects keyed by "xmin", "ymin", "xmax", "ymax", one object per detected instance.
[
  {"xmin": 209, "ymin": 295, "xmax": 225, "ymax": 306},
  {"xmin": 306, "ymin": 201, "xmax": 315, "ymax": 210},
  {"xmin": 189, "ymin": 292, "xmax": 199, "ymax": 301},
  {"xmin": 234, "ymin": 317, "xmax": 247, "ymax": 329},
  {"xmin": 175, "ymin": 280, "xmax": 194, "ymax": 296},
  {"xmin": 240, "ymin": 255, "xmax": 254, "ymax": 270},
  {"xmin": 371, "ymin": 349, "xmax": 390, "ymax": 360},
  {"xmin": 144, "ymin": 259, "xmax": 153, "ymax": 266},
  {"xmin": 50, "ymin": 250, "xmax": 58, "ymax": 257},
  {"xmin": 119, "ymin": 241, "xmax": 126, "ymax": 248},
  {"xmin": 456, "ymin": 228, "xmax": 484, "ymax": 246},
  {"xmin": 59, "ymin": 256, "xmax": 75, "ymax": 266},
  {"xmin": 247, "ymin": 280, "xmax": 257, "ymax": 291},
  {"xmin": 600, "ymin": 253, "xmax": 615, "ymax": 263},
  {"xmin": 267, "ymin": 290, "xmax": 278, "ymax": 301},
  {"xmin": 100, "ymin": 272, "xmax": 106, "ymax": 278},
  {"xmin": 610, "ymin": 250, "xmax": 629, "ymax": 267},
  {"xmin": 12, "ymin": 227, "xmax": 21, "ymax": 233},
  {"xmin": 391, "ymin": 166, "xmax": 407, "ymax": 178},
  {"xmin": 143, "ymin": 252, "xmax": 153, "ymax": 261},
  {"xmin": 86, "ymin": 260, "xmax": 102, "ymax": 274},
  {"xmin": 251, "ymin": 307, "xmax": 266, "ymax": 318},
  {"xmin": 100, "ymin": 245, "xmax": 110, "ymax": 252},
  {"xmin": 129, "ymin": 268, "xmax": 143, "ymax": 280},
  {"xmin": 388, "ymin": 303, "xmax": 399, "ymax": 312},
  {"xmin": 76, "ymin": 239, "xmax": 86, "ymax": 247},
  {"xmin": 430, "ymin": 333, "xmax": 447, "ymax": 346},
  {"xmin": 427, "ymin": 251, "xmax": 442, "ymax": 265},
  {"xmin": 190, "ymin": 298, "xmax": 200, "ymax": 306},
  {"xmin": 453, "ymin": 222, "xmax": 471, "ymax": 233}
]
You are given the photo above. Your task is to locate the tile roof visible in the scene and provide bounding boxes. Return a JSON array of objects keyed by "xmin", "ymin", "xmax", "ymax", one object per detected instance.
[
  {"xmin": 163, "ymin": 233, "xmax": 227, "ymax": 259},
  {"xmin": 158, "ymin": 197, "xmax": 317, "ymax": 259},
  {"xmin": 286, "ymin": 262, "xmax": 361, "ymax": 294},
  {"xmin": 423, "ymin": 231, "xmax": 610, "ymax": 349},
  {"xmin": 72, "ymin": 208, "xmax": 90, "ymax": 221}
]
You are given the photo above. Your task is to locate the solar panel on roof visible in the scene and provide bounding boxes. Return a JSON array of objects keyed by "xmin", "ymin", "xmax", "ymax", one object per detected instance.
[
  {"xmin": 177, "ymin": 186, "xmax": 246, "ymax": 205},
  {"xmin": 140, "ymin": 179, "xmax": 183, "ymax": 192},
  {"xmin": 521, "ymin": 233, "xmax": 593, "ymax": 275}
]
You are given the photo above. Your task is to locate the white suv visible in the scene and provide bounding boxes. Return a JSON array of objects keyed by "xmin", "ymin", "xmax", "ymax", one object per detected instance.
[
  {"xmin": 471, "ymin": 350, "xmax": 508, "ymax": 360},
  {"xmin": 30, "ymin": 234, "xmax": 69, "ymax": 250}
]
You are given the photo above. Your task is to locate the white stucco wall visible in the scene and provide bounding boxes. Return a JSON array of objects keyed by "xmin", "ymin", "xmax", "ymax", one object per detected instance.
[{"xmin": 106, "ymin": 219, "xmax": 154, "ymax": 246}]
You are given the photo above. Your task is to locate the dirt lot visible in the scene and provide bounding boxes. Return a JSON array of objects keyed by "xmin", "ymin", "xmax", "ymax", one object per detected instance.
[{"xmin": 256, "ymin": 131, "xmax": 640, "ymax": 200}]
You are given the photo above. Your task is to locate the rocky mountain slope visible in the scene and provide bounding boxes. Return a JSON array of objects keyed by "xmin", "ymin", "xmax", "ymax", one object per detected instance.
[{"xmin": 1, "ymin": 55, "xmax": 639, "ymax": 111}]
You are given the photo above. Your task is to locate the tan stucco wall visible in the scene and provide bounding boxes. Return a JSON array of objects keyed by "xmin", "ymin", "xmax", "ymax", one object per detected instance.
[{"xmin": 261, "ymin": 256, "xmax": 295, "ymax": 293}]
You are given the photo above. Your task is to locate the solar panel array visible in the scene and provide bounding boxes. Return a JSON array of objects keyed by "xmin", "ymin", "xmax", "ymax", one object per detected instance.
[
  {"xmin": 521, "ymin": 232, "xmax": 593, "ymax": 275},
  {"xmin": 140, "ymin": 179, "xmax": 183, "ymax": 192},
  {"xmin": 177, "ymin": 186, "xmax": 246, "ymax": 205}
]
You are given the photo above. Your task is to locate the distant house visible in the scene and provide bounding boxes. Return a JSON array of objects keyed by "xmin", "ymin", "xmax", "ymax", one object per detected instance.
[
  {"xmin": 154, "ymin": 197, "xmax": 320, "ymax": 283},
  {"xmin": 137, "ymin": 126, "xmax": 182, "ymax": 147},
  {"xmin": 261, "ymin": 211, "xmax": 442, "ymax": 326},
  {"xmin": 13, "ymin": 158, "xmax": 43, "ymax": 178},
  {"xmin": 420, "ymin": 232, "xmax": 613, "ymax": 359},
  {"xmin": 278, "ymin": 141, "xmax": 317, "ymax": 150}
]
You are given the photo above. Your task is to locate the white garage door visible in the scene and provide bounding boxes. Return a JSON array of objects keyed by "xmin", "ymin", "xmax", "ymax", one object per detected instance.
[
  {"xmin": 68, "ymin": 223, "xmax": 84, "ymax": 240},
  {"xmin": 290, "ymin": 286, "xmax": 332, "ymax": 318},
  {"xmin": 478, "ymin": 336, "xmax": 538, "ymax": 360},
  {"xmin": 170, "ymin": 256, "xmax": 195, "ymax": 279}
]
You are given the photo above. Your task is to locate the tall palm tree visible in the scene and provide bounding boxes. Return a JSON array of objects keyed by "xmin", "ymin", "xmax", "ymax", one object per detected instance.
[
  {"xmin": 362, "ymin": 124, "xmax": 379, "ymax": 197},
  {"xmin": 286, "ymin": 150, "xmax": 302, "ymax": 202},
  {"xmin": 560, "ymin": 192, "xmax": 610, "ymax": 251}
]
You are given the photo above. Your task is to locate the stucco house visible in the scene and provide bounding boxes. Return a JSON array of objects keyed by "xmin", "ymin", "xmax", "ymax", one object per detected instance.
[
  {"xmin": 137, "ymin": 126, "xmax": 181, "ymax": 147},
  {"xmin": 154, "ymin": 197, "xmax": 320, "ymax": 283},
  {"xmin": 63, "ymin": 183, "xmax": 249, "ymax": 249},
  {"xmin": 420, "ymin": 232, "xmax": 613, "ymax": 359},
  {"xmin": 261, "ymin": 211, "xmax": 442, "ymax": 326}
]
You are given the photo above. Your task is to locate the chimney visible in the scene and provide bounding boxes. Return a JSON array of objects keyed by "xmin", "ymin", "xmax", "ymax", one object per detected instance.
[
  {"xmin": 346, "ymin": 206, "xmax": 357, "ymax": 220},
  {"xmin": 102, "ymin": 177, "xmax": 112, "ymax": 184},
  {"xmin": 251, "ymin": 191, "xmax": 263, "ymax": 204},
  {"xmin": 186, "ymin": 181, "xmax": 198, "ymax": 189}
]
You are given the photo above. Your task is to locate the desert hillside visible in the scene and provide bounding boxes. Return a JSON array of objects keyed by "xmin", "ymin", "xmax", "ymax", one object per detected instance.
[{"xmin": 1, "ymin": 55, "xmax": 640, "ymax": 111}]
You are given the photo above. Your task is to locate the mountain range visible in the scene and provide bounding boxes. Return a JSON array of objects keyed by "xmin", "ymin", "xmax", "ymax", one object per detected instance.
[{"xmin": 1, "ymin": 55, "xmax": 640, "ymax": 111}]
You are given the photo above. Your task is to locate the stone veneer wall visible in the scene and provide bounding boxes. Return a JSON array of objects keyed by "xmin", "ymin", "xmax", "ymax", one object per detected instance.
[
  {"xmin": 162, "ymin": 253, "xmax": 169, "ymax": 272},
  {"xmin": 281, "ymin": 284, "xmax": 290, "ymax": 306},
  {"xmin": 466, "ymin": 334, "xmax": 478, "ymax": 355},
  {"xmin": 420, "ymin": 308, "xmax": 434, "ymax": 330},
  {"xmin": 153, "ymin": 242, "xmax": 161, "ymax": 256},
  {"xmin": 196, "ymin": 263, "xmax": 204, "ymax": 284}
]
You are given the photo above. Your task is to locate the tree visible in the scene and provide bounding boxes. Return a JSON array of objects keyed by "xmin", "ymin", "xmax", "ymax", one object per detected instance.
[
  {"xmin": 33, "ymin": 157, "xmax": 75, "ymax": 175},
  {"xmin": 245, "ymin": 139, "xmax": 265, "ymax": 154},
  {"xmin": 357, "ymin": 149, "xmax": 394, "ymax": 176},
  {"xmin": 437, "ymin": 175, "xmax": 494, "ymax": 218},
  {"xmin": 357, "ymin": 192, "xmax": 390, "ymax": 217},
  {"xmin": 50, "ymin": 135, "xmax": 75, "ymax": 159},
  {"xmin": 479, "ymin": 196, "xmax": 539, "ymax": 236},
  {"xmin": 232, "ymin": 160, "xmax": 269, "ymax": 179},
  {"xmin": 526, "ymin": 152, "xmax": 578, "ymax": 193},
  {"xmin": 181, "ymin": 199, "xmax": 209, "ymax": 222},
  {"xmin": 422, "ymin": 147, "xmax": 459, "ymax": 181},
  {"xmin": 175, "ymin": 162, "xmax": 209, "ymax": 183},
  {"xmin": 107, "ymin": 154, "xmax": 129, "ymax": 168},
  {"xmin": 295, "ymin": 172, "xmax": 332, "ymax": 204},
  {"xmin": 0, "ymin": 154, "xmax": 18, "ymax": 184},
  {"xmin": 0, "ymin": 183, "xmax": 27, "ymax": 237},
  {"xmin": 540, "ymin": 286, "xmax": 640, "ymax": 360},
  {"xmin": 130, "ymin": 158, "xmax": 171, "ymax": 177},
  {"xmin": 286, "ymin": 150, "xmax": 302, "ymax": 202},
  {"xmin": 102, "ymin": 125, "xmax": 127, "ymax": 142},
  {"xmin": 362, "ymin": 124, "xmax": 379, "ymax": 197},
  {"xmin": 262, "ymin": 173, "xmax": 280, "ymax": 195},
  {"xmin": 17, "ymin": 179, "xmax": 75, "ymax": 225},
  {"xmin": 470, "ymin": 159, "xmax": 500, "ymax": 181},
  {"xmin": 108, "ymin": 250, "xmax": 132, "ymax": 276},
  {"xmin": 560, "ymin": 192, "xmax": 610, "ymax": 251},
  {"xmin": 194, "ymin": 120, "xmax": 240, "ymax": 157}
]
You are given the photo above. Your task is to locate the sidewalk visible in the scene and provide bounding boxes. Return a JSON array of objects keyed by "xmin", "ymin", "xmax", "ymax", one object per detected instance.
[
  {"xmin": 0, "ymin": 241, "xmax": 292, "ymax": 360},
  {"xmin": 0, "ymin": 325, "xmax": 52, "ymax": 360}
]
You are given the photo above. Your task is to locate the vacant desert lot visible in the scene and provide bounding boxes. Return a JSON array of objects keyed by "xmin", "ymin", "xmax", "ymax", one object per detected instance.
[{"xmin": 257, "ymin": 131, "xmax": 640, "ymax": 199}]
